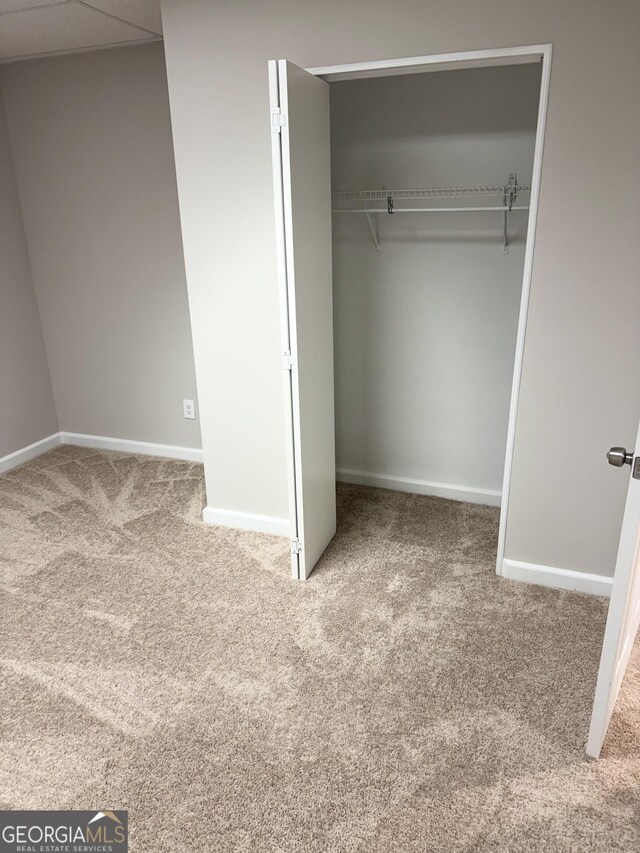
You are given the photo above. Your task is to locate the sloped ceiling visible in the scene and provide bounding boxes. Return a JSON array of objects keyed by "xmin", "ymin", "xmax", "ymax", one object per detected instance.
[{"xmin": 0, "ymin": 0, "xmax": 162, "ymax": 63}]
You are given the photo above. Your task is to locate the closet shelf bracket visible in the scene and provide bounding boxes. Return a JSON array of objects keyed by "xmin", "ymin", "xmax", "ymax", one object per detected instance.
[
  {"xmin": 502, "ymin": 172, "xmax": 518, "ymax": 255},
  {"xmin": 365, "ymin": 211, "xmax": 380, "ymax": 253}
]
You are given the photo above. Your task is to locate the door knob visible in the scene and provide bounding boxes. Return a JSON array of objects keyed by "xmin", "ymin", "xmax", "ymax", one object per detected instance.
[{"xmin": 607, "ymin": 447, "xmax": 634, "ymax": 467}]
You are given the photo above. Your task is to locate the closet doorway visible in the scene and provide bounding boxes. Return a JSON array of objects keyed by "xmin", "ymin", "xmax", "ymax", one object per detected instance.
[{"xmin": 269, "ymin": 45, "xmax": 553, "ymax": 581}]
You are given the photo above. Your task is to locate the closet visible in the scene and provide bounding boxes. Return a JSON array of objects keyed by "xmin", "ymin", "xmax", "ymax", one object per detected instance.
[
  {"xmin": 269, "ymin": 50, "xmax": 546, "ymax": 580},
  {"xmin": 331, "ymin": 65, "xmax": 540, "ymax": 508}
]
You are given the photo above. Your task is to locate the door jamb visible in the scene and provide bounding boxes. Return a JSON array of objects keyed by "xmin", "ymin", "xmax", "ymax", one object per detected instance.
[{"xmin": 306, "ymin": 43, "xmax": 554, "ymax": 577}]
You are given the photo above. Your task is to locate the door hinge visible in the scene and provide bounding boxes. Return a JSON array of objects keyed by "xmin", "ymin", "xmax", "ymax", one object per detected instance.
[
  {"xmin": 272, "ymin": 108, "xmax": 286, "ymax": 133},
  {"xmin": 282, "ymin": 350, "xmax": 295, "ymax": 371},
  {"xmin": 291, "ymin": 538, "xmax": 302, "ymax": 555}
]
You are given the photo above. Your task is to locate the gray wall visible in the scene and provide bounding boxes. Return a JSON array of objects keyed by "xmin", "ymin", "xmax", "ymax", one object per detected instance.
[
  {"xmin": 1, "ymin": 43, "xmax": 200, "ymax": 450},
  {"xmin": 161, "ymin": 0, "xmax": 640, "ymax": 578},
  {"xmin": 331, "ymin": 66, "xmax": 539, "ymax": 496},
  {"xmin": 0, "ymin": 86, "xmax": 58, "ymax": 458}
]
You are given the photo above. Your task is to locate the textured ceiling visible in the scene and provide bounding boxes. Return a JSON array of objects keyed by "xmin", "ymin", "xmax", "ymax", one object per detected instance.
[{"xmin": 0, "ymin": 0, "xmax": 162, "ymax": 63}]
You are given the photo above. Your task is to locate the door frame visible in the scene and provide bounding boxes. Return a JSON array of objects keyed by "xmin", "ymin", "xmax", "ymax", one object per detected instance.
[{"xmin": 307, "ymin": 43, "xmax": 553, "ymax": 577}]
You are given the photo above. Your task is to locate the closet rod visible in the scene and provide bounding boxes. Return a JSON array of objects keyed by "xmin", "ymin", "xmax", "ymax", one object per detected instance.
[
  {"xmin": 332, "ymin": 173, "xmax": 527, "ymax": 253},
  {"xmin": 332, "ymin": 184, "xmax": 531, "ymax": 202},
  {"xmin": 332, "ymin": 205, "xmax": 530, "ymax": 214}
]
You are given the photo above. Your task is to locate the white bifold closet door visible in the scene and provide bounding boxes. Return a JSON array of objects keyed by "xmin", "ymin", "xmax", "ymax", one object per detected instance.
[
  {"xmin": 587, "ymin": 415, "xmax": 640, "ymax": 757},
  {"xmin": 268, "ymin": 59, "xmax": 336, "ymax": 580}
]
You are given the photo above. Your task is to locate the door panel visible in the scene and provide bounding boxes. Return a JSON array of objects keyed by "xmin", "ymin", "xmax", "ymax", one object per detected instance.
[
  {"xmin": 587, "ymin": 419, "xmax": 640, "ymax": 757},
  {"xmin": 269, "ymin": 59, "xmax": 336, "ymax": 580}
]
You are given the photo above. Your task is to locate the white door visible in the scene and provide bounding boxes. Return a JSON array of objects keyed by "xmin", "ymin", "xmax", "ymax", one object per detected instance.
[
  {"xmin": 587, "ymin": 421, "xmax": 640, "ymax": 757},
  {"xmin": 268, "ymin": 59, "xmax": 336, "ymax": 580}
]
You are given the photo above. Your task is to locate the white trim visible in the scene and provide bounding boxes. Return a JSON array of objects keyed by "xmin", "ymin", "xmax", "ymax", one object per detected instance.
[
  {"xmin": 0, "ymin": 433, "xmax": 61, "ymax": 475},
  {"xmin": 495, "ymin": 44, "xmax": 553, "ymax": 576},
  {"xmin": 202, "ymin": 506, "xmax": 290, "ymax": 537},
  {"xmin": 337, "ymin": 468, "xmax": 501, "ymax": 507},
  {"xmin": 502, "ymin": 558, "xmax": 613, "ymax": 598},
  {"xmin": 307, "ymin": 44, "xmax": 548, "ymax": 81},
  {"xmin": 0, "ymin": 432, "xmax": 204, "ymax": 473},
  {"xmin": 60, "ymin": 432, "xmax": 203, "ymax": 463}
]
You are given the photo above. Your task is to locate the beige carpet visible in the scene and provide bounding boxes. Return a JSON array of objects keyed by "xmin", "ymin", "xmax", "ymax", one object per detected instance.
[{"xmin": 1, "ymin": 445, "xmax": 639, "ymax": 852}]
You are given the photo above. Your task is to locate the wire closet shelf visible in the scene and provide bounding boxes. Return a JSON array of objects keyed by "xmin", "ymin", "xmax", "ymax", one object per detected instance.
[
  {"xmin": 332, "ymin": 183, "xmax": 531, "ymax": 202},
  {"xmin": 331, "ymin": 173, "xmax": 531, "ymax": 253}
]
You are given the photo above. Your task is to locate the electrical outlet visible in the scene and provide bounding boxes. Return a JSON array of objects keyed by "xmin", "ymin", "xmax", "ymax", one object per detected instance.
[{"xmin": 183, "ymin": 399, "xmax": 196, "ymax": 420}]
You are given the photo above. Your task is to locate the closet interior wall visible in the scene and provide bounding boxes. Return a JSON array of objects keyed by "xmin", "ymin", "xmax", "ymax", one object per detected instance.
[{"xmin": 330, "ymin": 64, "xmax": 541, "ymax": 503}]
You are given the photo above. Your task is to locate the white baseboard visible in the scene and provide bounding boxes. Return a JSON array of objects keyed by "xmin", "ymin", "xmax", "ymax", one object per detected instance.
[
  {"xmin": 60, "ymin": 432, "xmax": 203, "ymax": 463},
  {"xmin": 0, "ymin": 432, "xmax": 204, "ymax": 476},
  {"xmin": 502, "ymin": 558, "xmax": 613, "ymax": 598},
  {"xmin": 0, "ymin": 433, "xmax": 62, "ymax": 475},
  {"xmin": 336, "ymin": 467, "xmax": 501, "ymax": 507},
  {"xmin": 203, "ymin": 505, "xmax": 290, "ymax": 537}
]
